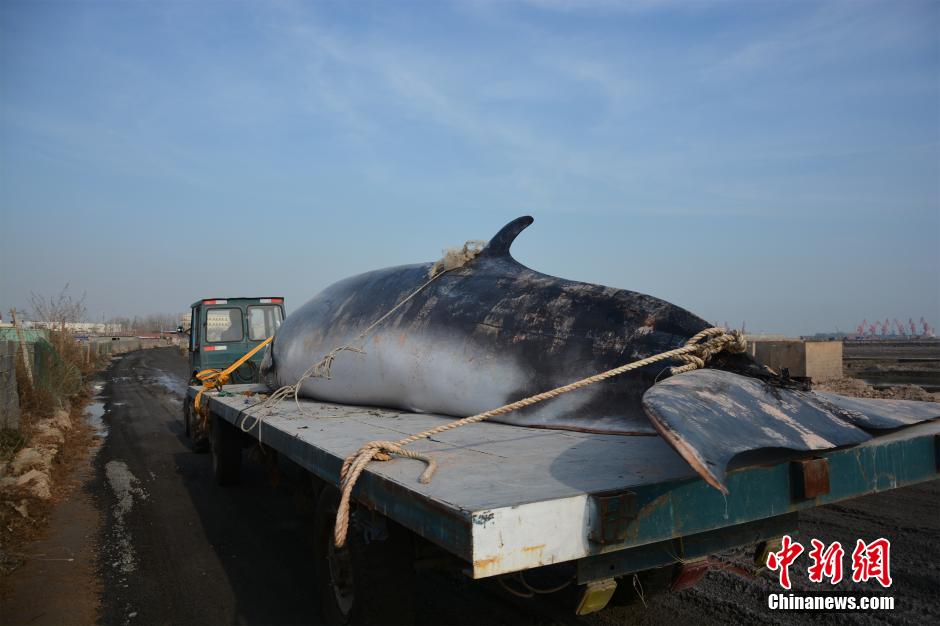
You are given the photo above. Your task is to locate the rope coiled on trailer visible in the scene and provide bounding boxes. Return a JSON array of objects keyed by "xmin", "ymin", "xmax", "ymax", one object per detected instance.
[{"xmin": 333, "ymin": 327, "xmax": 747, "ymax": 548}]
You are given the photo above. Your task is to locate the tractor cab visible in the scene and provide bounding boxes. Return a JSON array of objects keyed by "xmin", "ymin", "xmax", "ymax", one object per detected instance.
[{"xmin": 185, "ymin": 297, "xmax": 285, "ymax": 384}]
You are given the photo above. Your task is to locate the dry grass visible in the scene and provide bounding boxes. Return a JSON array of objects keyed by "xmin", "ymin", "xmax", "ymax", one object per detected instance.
[
  {"xmin": 0, "ymin": 331, "xmax": 104, "ymax": 576},
  {"xmin": 13, "ymin": 330, "xmax": 105, "ymax": 419},
  {"xmin": 0, "ymin": 394, "xmax": 96, "ymax": 575},
  {"xmin": 0, "ymin": 429, "xmax": 28, "ymax": 469}
]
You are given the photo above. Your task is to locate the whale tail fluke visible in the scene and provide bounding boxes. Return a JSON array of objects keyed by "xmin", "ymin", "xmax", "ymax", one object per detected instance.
[{"xmin": 642, "ymin": 369, "xmax": 940, "ymax": 492}]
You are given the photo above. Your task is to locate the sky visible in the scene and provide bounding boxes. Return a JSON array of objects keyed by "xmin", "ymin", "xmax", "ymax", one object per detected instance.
[{"xmin": 0, "ymin": 0, "xmax": 937, "ymax": 335}]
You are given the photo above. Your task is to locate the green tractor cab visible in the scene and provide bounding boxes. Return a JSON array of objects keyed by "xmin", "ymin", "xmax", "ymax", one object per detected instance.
[
  {"xmin": 182, "ymin": 297, "xmax": 285, "ymax": 449},
  {"xmin": 185, "ymin": 297, "xmax": 285, "ymax": 383}
]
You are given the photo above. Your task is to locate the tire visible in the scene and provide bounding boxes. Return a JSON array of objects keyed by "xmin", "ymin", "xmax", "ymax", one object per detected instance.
[
  {"xmin": 211, "ymin": 416, "xmax": 242, "ymax": 486},
  {"xmin": 230, "ymin": 360, "xmax": 258, "ymax": 384},
  {"xmin": 313, "ymin": 486, "xmax": 416, "ymax": 625},
  {"xmin": 184, "ymin": 400, "xmax": 210, "ymax": 452}
]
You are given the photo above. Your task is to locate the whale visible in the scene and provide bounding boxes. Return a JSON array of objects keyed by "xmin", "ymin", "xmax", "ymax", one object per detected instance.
[
  {"xmin": 264, "ymin": 216, "xmax": 770, "ymax": 434},
  {"xmin": 263, "ymin": 216, "xmax": 940, "ymax": 490}
]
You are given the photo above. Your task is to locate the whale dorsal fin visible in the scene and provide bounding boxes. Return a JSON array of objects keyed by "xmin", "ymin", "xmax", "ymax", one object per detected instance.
[{"xmin": 481, "ymin": 216, "xmax": 534, "ymax": 258}]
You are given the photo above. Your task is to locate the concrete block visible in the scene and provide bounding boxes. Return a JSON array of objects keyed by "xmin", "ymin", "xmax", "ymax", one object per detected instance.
[
  {"xmin": 804, "ymin": 341, "xmax": 843, "ymax": 381},
  {"xmin": 750, "ymin": 339, "xmax": 842, "ymax": 382}
]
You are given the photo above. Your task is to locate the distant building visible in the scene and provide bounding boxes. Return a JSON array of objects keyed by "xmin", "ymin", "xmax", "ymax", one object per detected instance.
[{"xmin": 22, "ymin": 321, "xmax": 125, "ymax": 334}]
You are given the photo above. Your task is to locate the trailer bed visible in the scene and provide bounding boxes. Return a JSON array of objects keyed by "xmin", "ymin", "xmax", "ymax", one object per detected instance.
[{"xmin": 189, "ymin": 384, "xmax": 940, "ymax": 579}]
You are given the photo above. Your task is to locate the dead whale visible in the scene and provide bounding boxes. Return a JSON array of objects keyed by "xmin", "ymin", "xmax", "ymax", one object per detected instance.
[
  {"xmin": 264, "ymin": 216, "xmax": 767, "ymax": 434},
  {"xmin": 263, "ymin": 216, "xmax": 939, "ymax": 491}
]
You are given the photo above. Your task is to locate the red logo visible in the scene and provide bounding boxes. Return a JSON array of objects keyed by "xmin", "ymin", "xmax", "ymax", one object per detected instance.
[
  {"xmin": 766, "ymin": 534, "xmax": 805, "ymax": 590},
  {"xmin": 807, "ymin": 539, "xmax": 845, "ymax": 584},
  {"xmin": 851, "ymin": 538, "xmax": 893, "ymax": 588},
  {"xmin": 766, "ymin": 536, "xmax": 893, "ymax": 589}
]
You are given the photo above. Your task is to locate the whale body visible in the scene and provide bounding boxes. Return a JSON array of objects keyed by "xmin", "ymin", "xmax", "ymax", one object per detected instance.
[
  {"xmin": 263, "ymin": 216, "xmax": 939, "ymax": 490},
  {"xmin": 265, "ymin": 216, "xmax": 768, "ymax": 434}
]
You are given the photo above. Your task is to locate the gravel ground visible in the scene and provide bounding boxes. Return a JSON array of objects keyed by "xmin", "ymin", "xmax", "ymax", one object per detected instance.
[{"xmin": 595, "ymin": 479, "xmax": 939, "ymax": 625}]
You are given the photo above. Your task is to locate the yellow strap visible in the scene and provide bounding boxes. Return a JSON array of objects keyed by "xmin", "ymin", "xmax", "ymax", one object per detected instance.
[{"xmin": 194, "ymin": 336, "xmax": 274, "ymax": 418}]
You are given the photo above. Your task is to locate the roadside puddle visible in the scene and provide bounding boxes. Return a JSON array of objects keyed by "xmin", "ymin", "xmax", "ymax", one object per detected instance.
[
  {"xmin": 86, "ymin": 382, "xmax": 109, "ymax": 440},
  {"xmin": 149, "ymin": 373, "xmax": 187, "ymax": 398}
]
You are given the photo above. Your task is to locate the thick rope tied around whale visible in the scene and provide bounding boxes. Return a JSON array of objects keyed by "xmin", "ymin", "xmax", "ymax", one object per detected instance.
[
  {"xmin": 241, "ymin": 273, "xmax": 441, "ymax": 433},
  {"xmin": 333, "ymin": 327, "xmax": 747, "ymax": 548},
  {"xmin": 242, "ymin": 240, "xmax": 487, "ymax": 433}
]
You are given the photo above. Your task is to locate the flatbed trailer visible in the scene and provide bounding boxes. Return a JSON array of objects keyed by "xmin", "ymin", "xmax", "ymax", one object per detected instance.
[{"xmin": 187, "ymin": 383, "xmax": 940, "ymax": 620}]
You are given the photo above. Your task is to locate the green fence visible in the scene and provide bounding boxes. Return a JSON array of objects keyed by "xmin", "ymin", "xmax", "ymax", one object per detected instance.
[
  {"xmin": 1, "ymin": 330, "xmax": 83, "ymax": 431},
  {"xmin": 0, "ymin": 327, "xmax": 50, "ymax": 343}
]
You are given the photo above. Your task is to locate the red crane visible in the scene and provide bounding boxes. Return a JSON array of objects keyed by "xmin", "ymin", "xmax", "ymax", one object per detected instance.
[
  {"xmin": 894, "ymin": 319, "xmax": 906, "ymax": 337},
  {"xmin": 921, "ymin": 317, "xmax": 935, "ymax": 337}
]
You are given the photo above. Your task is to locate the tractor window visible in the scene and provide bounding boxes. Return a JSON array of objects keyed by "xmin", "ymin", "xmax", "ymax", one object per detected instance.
[
  {"xmin": 206, "ymin": 308, "xmax": 243, "ymax": 343},
  {"xmin": 248, "ymin": 306, "xmax": 283, "ymax": 341}
]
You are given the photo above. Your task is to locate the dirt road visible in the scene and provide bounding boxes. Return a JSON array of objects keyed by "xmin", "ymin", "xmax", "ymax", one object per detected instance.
[
  {"xmin": 84, "ymin": 348, "xmax": 314, "ymax": 624},
  {"xmin": 3, "ymin": 348, "xmax": 540, "ymax": 626},
  {"xmin": 3, "ymin": 348, "xmax": 938, "ymax": 625}
]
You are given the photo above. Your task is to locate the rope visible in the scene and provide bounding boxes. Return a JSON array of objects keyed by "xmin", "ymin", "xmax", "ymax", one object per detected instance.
[
  {"xmin": 333, "ymin": 327, "xmax": 746, "ymax": 547},
  {"xmin": 241, "ymin": 266, "xmax": 458, "ymax": 433}
]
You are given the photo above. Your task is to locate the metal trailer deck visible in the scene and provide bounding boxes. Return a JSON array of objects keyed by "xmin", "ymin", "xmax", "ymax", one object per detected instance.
[{"xmin": 188, "ymin": 384, "xmax": 940, "ymax": 581}]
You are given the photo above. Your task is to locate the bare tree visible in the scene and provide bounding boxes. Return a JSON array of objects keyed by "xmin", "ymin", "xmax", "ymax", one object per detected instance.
[
  {"xmin": 30, "ymin": 284, "xmax": 87, "ymax": 328},
  {"xmin": 105, "ymin": 315, "xmax": 132, "ymax": 334},
  {"xmin": 103, "ymin": 313, "xmax": 179, "ymax": 334},
  {"xmin": 136, "ymin": 313, "xmax": 179, "ymax": 333}
]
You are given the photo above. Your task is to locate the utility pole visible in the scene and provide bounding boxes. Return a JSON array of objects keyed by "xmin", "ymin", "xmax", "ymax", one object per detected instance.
[{"xmin": 10, "ymin": 308, "xmax": 33, "ymax": 385}]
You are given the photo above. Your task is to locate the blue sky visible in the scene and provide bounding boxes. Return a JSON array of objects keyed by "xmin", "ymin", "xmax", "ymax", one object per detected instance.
[{"xmin": 1, "ymin": 0, "xmax": 937, "ymax": 334}]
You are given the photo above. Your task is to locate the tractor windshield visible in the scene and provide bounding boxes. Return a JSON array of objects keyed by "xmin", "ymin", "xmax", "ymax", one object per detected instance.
[
  {"xmin": 206, "ymin": 308, "xmax": 244, "ymax": 343},
  {"xmin": 248, "ymin": 305, "xmax": 283, "ymax": 341}
]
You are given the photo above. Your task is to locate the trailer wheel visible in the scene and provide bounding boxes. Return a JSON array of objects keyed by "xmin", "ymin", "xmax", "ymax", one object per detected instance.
[
  {"xmin": 184, "ymin": 401, "xmax": 209, "ymax": 452},
  {"xmin": 313, "ymin": 486, "xmax": 415, "ymax": 625},
  {"xmin": 211, "ymin": 416, "xmax": 241, "ymax": 485}
]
